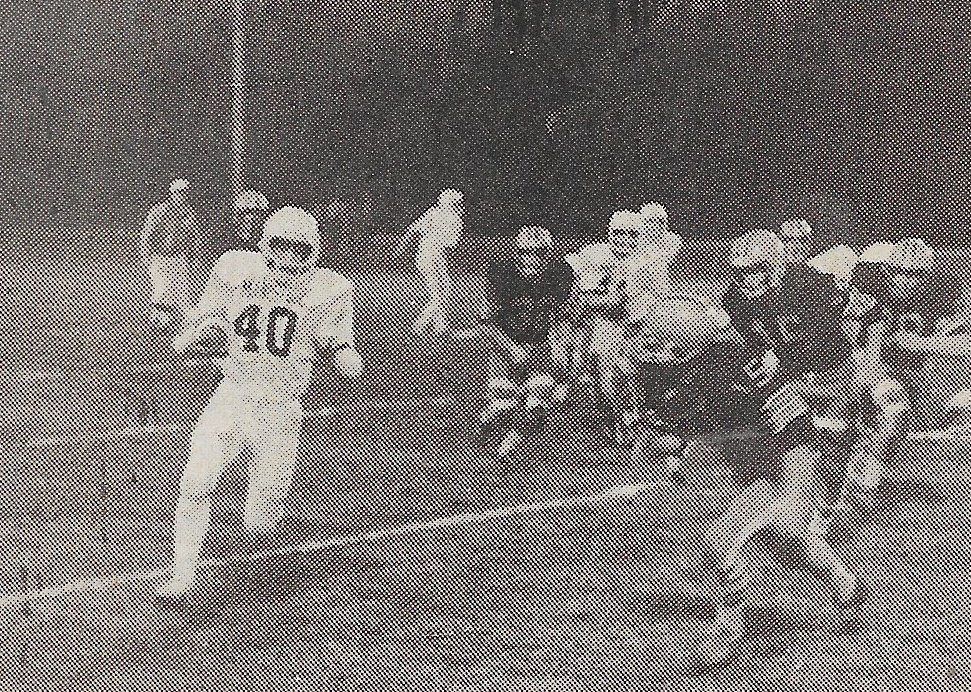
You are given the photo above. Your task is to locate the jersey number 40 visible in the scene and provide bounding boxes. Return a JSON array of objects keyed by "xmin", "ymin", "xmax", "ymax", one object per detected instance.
[{"xmin": 234, "ymin": 304, "xmax": 298, "ymax": 357}]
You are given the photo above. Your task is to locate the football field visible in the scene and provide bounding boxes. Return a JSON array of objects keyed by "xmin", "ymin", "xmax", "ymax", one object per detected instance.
[{"xmin": 4, "ymin": 242, "xmax": 971, "ymax": 690}]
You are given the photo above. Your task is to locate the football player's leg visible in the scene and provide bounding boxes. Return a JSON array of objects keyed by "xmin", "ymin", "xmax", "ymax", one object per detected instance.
[
  {"xmin": 771, "ymin": 444, "xmax": 863, "ymax": 629},
  {"xmin": 413, "ymin": 248, "xmax": 439, "ymax": 335},
  {"xmin": 480, "ymin": 349, "xmax": 519, "ymax": 448},
  {"xmin": 243, "ymin": 409, "xmax": 301, "ymax": 536},
  {"xmin": 696, "ymin": 478, "xmax": 777, "ymax": 670},
  {"xmin": 847, "ymin": 376, "xmax": 911, "ymax": 512},
  {"xmin": 431, "ymin": 252, "xmax": 452, "ymax": 334},
  {"xmin": 160, "ymin": 392, "xmax": 241, "ymax": 599}
]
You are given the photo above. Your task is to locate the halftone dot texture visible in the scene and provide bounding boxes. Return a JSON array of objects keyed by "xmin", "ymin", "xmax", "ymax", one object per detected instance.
[{"xmin": 5, "ymin": 1, "xmax": 971, "ymax": 690}]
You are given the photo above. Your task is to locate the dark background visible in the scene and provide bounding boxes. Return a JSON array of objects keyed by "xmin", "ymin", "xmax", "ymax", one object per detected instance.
[{"xmin": 1, "ymin": 0, "xmax": 968, "ymax": 242}]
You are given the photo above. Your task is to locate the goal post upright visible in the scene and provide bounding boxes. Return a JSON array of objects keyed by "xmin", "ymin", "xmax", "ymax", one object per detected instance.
[{"xmin": 230, "ymin": 0, "xmax": 246, "ymax": 196}]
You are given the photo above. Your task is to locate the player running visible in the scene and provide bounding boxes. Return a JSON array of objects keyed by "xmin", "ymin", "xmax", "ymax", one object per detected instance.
[
  {"xmin": 139, "ymin": 178, "xmax": 200, "ymax": 329},
  {"xmin": 396, "ymin": 188, "xmax": 465, "ymax": 336},
  {"xmin": 155, "ymin": 206, "xmax": 364, "ymax": 605},
  {"xmin": 622, "ymin": 288, "xmax": 865, "ymax": 672},
  {"xmin": 677, "ymin": 230, "xmax": 867, "ymax": 671},
  {"xmin": 477, "ymin": 225, "xmax": 574, "ymax": 463}
]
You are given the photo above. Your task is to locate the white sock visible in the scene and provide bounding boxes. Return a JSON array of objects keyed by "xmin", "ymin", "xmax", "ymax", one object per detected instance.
[{"xmin": 167, "ymin": 495, "xmax": 211, "ymax": 591}]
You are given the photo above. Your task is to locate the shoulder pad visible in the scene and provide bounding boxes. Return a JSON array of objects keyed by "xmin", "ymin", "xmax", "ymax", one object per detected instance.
[
  {"xmin": 304, "ymin": 268, "xmax": 354, "ymax": 305},
  {"xmin": 212, "ymin": 250, "xmax": 266, "ymax": 285}
]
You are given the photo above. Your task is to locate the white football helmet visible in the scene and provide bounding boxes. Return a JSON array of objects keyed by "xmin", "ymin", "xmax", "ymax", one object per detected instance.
[
  {"xmin": 639, "ymin": 202, "xmax": 669, "ymax": 232},
  {"xmin": 729, "ymin": 229, "xmax": 784, "ymax": 298},
  {"xmin": 234, "ymin": 189, "xmax": 270, "ymax": 212},
  {"xmin": 259, "ymin": 206, "xmax": 321, "ymax": 281},
  {"xmin": 608, "ymin": 210, "xmax": 645, "ymax": 258},
  {"xmin": 779, "ymin": 218, "xmax": 813, "ymax": 264},
  {"xmin": 859, "ymin": 241, "xmax": 896, "ymax": 264},
  {"xmin": 886, "ymin": 237, "xmax": 934, "ymax": 273},
  {"xmin": 438, "ymin": 188, "xmax": 464, "ymax": 207}
]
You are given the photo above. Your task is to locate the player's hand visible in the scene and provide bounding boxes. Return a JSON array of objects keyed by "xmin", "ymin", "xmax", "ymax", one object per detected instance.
[
  {"xmin": 172, "ymin": 324, "xmax": 227, "ymax": 357},
  {"xmin": 334, "ymin": 346, "xmax": 365, "ymax": 380},
  {"xmin": 744, "ymin": 349, "xmax": 779, "ymax": 388}
]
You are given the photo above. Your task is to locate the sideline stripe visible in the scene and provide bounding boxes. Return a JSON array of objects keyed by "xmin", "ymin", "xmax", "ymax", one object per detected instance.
[
  {"xmin": 13, "ymin": 396, "xmax": 457, "ymax": 452},
  {"xmin": 0, "ymin": 481, "xmax": 657, "ymax": 610}
]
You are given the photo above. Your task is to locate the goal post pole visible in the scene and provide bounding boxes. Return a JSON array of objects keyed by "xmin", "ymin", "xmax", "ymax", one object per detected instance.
[{"xmin": 230, "ymin": 0, "xmax": 246, "ymax": 196}]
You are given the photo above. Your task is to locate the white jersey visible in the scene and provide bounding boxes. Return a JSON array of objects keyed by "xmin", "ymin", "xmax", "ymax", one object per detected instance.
[
  {"xmin": 567, "ymin": 237, "xmax": 679, "ymax": 304},
  {"xmin": 411, "ymin": 204, "xmax": 463, "ymax": 253},
  {"xmin": 806, "ymin": 244, "xmax": 858, "ymax": 290},
  {"xmin": 188, "ymin": 250, "xmax": 355, "ymax": 403}
]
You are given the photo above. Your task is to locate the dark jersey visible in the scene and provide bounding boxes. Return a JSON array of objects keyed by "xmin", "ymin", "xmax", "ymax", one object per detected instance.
[
  {"xmin": 486, "ymin": 259, "xmax": 574, "ymax": 345},
  {"xmin": 849, "ymin": 263, "xmax": 964, "ymax": 370},
  {"xmin": 722, "ymin": 263, "xmax": 851, "ymax": 376},
  {"xmin": 644, "ymin": 341, "xmax": 815, "ymax": 466}
]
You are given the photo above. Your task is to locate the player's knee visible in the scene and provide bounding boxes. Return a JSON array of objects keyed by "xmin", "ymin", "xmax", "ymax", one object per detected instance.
[{"xmin": 242, "ymin": 496, "xmax": 286, "ymax": 534}]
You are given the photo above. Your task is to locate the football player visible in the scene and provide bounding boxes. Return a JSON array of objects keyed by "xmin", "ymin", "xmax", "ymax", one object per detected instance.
[
  {"xmin": 838, "ymin": 237, "xmax": 971, "ymax": 511},
  {"xmin": 139, "ymin": 178, "xmax": 200, "ymax": 329},
  {"xmin": 208, "ymin": 189, "xmax": 271, "ymax": 260},
  {"xmin": 564, "ymin": 210, "xmax": 676, "ymax": 442},
  {"xmin": 624, "ymin": 294, "xmax": 865, "ymax": 672},
  {"xmin": 778, "ymin": 217, "xmax": 814, "ymax": 266},
  {"xmin": 155, "ymin": 206, "xmax": 364, "ymax": 605},
  {"xmin": 396, "ymin": 188, "xmax": 464, "ymax": 336},
  {"xmin": 478, "ymin": 225, "xmax": 574, "ymax": 462},
  {"xmin": 675, "ymin": 230, "xmax": 868, "ymax": 671}
]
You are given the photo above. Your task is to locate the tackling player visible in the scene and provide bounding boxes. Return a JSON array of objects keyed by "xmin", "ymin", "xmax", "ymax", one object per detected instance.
[
  {"xmin": 396, "ymin": 188, "xmax": 465, "ymax": 336},
  {"xmin": 155, "ymin": 206, "xmax": 364, "ymax": 605},
  {"xmin": 139, "ymin": 178, "xmax": 200, "ymax": 329},
  {"xmin": 564, "ymin": 210, "xmax": 676, "ymax": 442},
  {"xmin": 478, "ymin": 225, "xmax": 574, "ymax": 463},
  {"xmin": 840, "ymin": 237, "xmax": 971, "ymax": 510}
]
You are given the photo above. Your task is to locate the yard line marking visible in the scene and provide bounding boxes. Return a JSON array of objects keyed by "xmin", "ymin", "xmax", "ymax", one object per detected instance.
[
  {"xmin": 10, "ymin": 396, "xmax": 457, "ymax": 452},
  {"xmin": 0, "ymin": 481, "xmax": 660, "ymax": 610}
]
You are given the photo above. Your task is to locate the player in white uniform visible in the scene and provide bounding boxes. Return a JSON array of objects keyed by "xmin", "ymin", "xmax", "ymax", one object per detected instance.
[
  {"xmin": 139, "ymin": 178, "xmax": 200, "ymax": 328},
  {"xmin": 155, "ymin": 206, "xmax": 364, "ymax": 604},
  {"xmin": 396, "ymin": 188, "xmax": 464, "ymax": 335},
  {"xmin": 563, "ymin": 209, "xmax": 679, "ymax": 442}
]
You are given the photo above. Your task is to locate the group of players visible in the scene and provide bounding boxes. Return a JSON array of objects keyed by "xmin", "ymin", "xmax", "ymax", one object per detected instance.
[{"xmin": 139, "ymin": 177, "xmax": 970, "ymax": 673}]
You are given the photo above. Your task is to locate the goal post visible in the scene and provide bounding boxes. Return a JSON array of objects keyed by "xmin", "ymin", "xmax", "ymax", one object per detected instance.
[{"xmin": 230, "ymin": 0, "xmax": 247, "ymax": 196}]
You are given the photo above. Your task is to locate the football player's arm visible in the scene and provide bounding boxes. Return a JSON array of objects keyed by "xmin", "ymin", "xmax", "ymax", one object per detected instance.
[
  {"xmin": 139, "ymin": 209, "xmax": 157, "ymax": 267},
  {"xmin": 479, "ymin": 273, "xmax": 528, "ymax": 363},
  {"xmin": 315, "ymin": 286, "xmax": 364, "ymax": 380},
  {"xmin": 172, "ymin": 303, "xmax": 230, "ymax": 356},
  {"xmin": 396, "ymin": 211, "xmax": 427, "ymax": 258}
]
